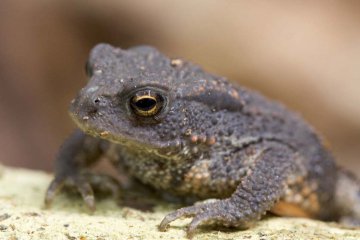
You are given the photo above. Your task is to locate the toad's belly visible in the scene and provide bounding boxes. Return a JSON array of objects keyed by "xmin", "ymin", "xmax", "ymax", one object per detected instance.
[{"xmin": 108, "ymin": 145, "xmax": 240, "ymax": 198}]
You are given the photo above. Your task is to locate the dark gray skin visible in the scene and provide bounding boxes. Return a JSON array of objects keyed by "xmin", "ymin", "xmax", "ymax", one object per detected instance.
[{"xmin": 45, "ymin": 44, "xmax": 360, "ymax": 237}]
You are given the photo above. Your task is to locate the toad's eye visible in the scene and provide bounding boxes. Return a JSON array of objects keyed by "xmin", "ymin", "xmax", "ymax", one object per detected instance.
[{"xmin": 130, "ymin": 90, "xmax": 165, "ymax": 117}]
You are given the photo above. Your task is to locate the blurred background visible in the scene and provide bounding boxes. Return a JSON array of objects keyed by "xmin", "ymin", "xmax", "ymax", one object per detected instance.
[{"xmin": 0, "ymin": 0, "xmax": 359, "ymax": 177}]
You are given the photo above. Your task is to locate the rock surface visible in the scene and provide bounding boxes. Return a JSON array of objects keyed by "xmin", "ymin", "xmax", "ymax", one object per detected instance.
[{"xmin": 0, "ymin": 164, "xmax": 359, "ymax": 240}]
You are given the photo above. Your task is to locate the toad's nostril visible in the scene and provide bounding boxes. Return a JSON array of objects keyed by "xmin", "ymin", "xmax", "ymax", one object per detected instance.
[
  {"xmin": 94, "ymin": 98, "xmax": 101, "ymax": 104},
  {"xmin": 85, "ymin": 98, "xmax": 100, "ymax": 115}
]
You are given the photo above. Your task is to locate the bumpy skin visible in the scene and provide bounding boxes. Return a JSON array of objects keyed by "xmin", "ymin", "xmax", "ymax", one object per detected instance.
[{"xmin": 45, "ymin": 44, "xmax": 360, "ymax": 237}]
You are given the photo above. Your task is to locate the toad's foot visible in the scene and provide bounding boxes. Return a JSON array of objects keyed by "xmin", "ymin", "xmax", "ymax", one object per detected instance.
[
  {"xmin": 45, "ymin": 172, "xmax": 121, "ymax": 211},
  {"xmin": 159, "ymin": 199, "xmax": 254, "ymax": 238}
]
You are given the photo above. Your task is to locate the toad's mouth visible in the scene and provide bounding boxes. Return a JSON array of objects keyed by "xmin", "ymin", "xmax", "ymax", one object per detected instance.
[{"xmin": 69, "ymin": 109, "xmax": 182, "ymax": 151}]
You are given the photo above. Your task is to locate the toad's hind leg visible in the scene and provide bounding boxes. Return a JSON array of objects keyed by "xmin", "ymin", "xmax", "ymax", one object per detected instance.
[
  {"xmin": 159, "ymin": 144, "xmax": 303, "ymax": 237},
  {"xmin": 335, "ymin": 169, "xmax": 360, "ymax": 226}
]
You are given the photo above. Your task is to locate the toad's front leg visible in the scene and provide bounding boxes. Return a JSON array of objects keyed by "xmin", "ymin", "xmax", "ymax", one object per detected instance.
[
  {"xmin": 45, "ymin": 129, "xmax": 120, "ymax": 210},
  {"xmin": 159, "ymin": 144, "xmax": 301, "ymax": 238}
]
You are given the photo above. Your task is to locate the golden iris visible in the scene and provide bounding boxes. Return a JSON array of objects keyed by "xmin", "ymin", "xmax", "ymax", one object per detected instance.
[{"xmin": 130, "ymin": 90, "xmax": 164, "ymax": 117}]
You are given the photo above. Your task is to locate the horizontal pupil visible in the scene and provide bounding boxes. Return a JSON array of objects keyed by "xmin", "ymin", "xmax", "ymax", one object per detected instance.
[{"xmin": 135, "ymin": 98, "xmax": 157, "ymax": 111}]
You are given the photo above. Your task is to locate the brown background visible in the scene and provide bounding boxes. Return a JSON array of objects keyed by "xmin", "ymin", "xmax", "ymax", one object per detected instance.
[{"xmin": 0, "ymin": 0, "xmax": 359, "ymax": 177}]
